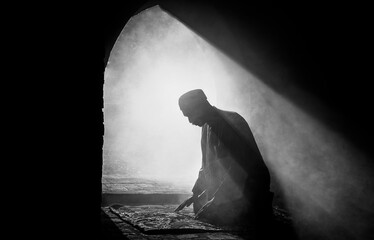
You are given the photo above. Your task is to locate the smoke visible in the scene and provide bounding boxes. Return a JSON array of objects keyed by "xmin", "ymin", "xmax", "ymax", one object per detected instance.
[
  {"xmin": 104, "ymin": 5, "xmax": 374, "ymax": 239},
  {"xmin": 210, "ymin": 37, "xmax": 374, "ymax": 240},
  {"xmin": 104, "ymin": 6, "xmax": 222, "ymax": 187}
]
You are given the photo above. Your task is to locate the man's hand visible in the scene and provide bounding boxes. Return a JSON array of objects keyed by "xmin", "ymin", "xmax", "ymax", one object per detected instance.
[{"xmin": 174, "ymin": 195, "xmax": 195, "ymax": 212}]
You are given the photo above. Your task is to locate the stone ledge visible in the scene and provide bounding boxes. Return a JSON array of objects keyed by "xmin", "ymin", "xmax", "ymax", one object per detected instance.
[{"xmin": 102, "ymin": 193, "xmax": 191, "ymax": 206}]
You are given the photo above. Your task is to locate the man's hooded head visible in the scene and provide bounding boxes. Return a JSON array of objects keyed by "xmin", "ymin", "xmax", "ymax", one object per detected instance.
[
  {"xmin": 179, "ymin": 89, "xmax": 210, "ymax": 127},
  {"xmin": 179, "ymin": 89, "xmax": 207, "ymax": 111}
]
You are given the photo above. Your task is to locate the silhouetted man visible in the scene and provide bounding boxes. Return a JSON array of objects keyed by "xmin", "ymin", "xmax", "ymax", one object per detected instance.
[{"xmin": 175, "ymin": 89, "xmax": 273, "ymax": 226}]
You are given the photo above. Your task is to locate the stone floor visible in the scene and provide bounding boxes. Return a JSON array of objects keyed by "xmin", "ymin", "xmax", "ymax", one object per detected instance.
[
  {"xmin": 101, "ymin": 204, "xmax": 298, "ymax": 240},
  {"xmin": 100, "ymin": 177, "xmax": 298, "ymax": 239},
  {"xmin": 102, "ymin": 206, "xmax": 249, "ymax": 240}
]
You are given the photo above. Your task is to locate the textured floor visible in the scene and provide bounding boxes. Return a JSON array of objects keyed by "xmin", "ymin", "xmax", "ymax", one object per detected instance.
[
  {"xmin": 100, "ymin": 177, "xmax": 297, "ymax": 239},
  {"xmin": 101, "ymin": 204, "xmax": 298, "ymax": 240},
  {"xmin": 102, "ymin": 206, "xmax": 248, "ymax": 239},
  {"xmin": 109, "ymin": 204, "xmax": 225, "ymax": 234}
]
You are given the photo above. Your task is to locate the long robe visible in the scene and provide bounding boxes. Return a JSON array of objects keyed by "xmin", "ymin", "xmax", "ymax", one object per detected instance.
[{"xmin": 192, "ymin": 107, "xmax": 272, "ymax": 224}]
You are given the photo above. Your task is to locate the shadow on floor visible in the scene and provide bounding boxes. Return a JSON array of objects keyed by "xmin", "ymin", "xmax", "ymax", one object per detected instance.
[{"xmin": 101, "ymin": 208, "xmax": 129, "ymax": 239}]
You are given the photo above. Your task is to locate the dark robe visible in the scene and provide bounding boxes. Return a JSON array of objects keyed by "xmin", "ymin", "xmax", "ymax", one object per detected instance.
[{"xmin": 192, "ymin": 107, "xmax": 273, "ymax": 225}]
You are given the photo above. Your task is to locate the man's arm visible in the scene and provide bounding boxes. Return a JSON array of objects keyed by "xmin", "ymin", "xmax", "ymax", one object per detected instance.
[{"xmin": 174, "ymin": 195, "xmax": 196, "ymax": 212}]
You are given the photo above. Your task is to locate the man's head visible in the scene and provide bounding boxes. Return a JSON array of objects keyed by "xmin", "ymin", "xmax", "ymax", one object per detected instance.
[{"xmin": 178, "ymin": 89, "xmax": 211, "ymax": 127}]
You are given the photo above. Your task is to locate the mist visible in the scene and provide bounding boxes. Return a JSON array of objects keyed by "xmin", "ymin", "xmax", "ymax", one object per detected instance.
[
  {"xmin": 212, "ymin": 49, "xmax": 374, "ymax": 239},
  {"xmin": 104, "ymin": 6, "xmax": 221, "ymax": 187},
  {"xmin": 104, "ymin": 6, "xmax": 374, "ymax": 240}
]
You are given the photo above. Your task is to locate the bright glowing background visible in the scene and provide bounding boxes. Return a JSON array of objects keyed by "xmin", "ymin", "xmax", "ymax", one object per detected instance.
[{"xmin": 104, "ymin": 6, "xmax": 220, "ymax": 187}]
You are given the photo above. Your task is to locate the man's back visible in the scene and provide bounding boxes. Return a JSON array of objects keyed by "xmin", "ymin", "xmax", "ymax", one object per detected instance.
[{"xmin": 194, "ymin": 107, "xmax": 272, "ymax": 223}]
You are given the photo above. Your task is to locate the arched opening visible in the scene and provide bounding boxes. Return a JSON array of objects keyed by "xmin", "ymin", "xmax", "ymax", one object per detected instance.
[{"xmin": 103, "ymin": 6, "xmax": 221, "ymax": 194}]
